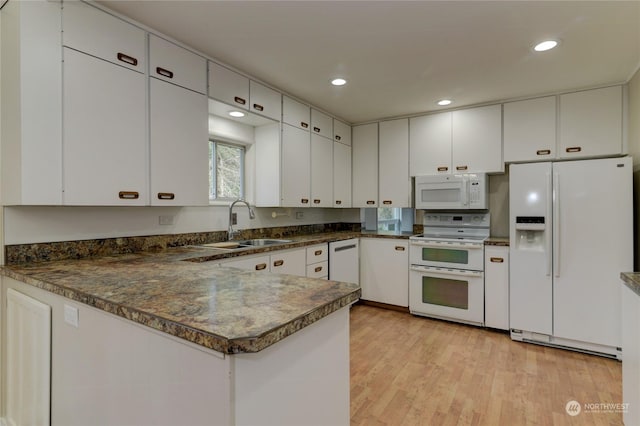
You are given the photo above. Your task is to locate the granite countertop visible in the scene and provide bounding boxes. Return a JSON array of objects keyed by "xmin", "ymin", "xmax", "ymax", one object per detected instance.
[
  {"xmin": 621, "ymin": 273, "xmax": 640, "ymax": 297},
  {"xmin": 2, "ymin": 244, "xmax": 360, "ymax": 354}
]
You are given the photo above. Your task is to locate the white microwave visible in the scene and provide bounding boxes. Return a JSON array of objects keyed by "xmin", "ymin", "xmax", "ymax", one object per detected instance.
[{"xmin": 415, "ymin": 173, "xmax": 488, "ymax": 210}]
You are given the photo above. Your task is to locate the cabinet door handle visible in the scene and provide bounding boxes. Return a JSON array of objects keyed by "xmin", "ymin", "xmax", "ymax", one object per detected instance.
[
  {"xmin": 273, "ymin": 260, "xmax": 284, "ymax": 267},
  {"xmin": 335, "ymin": 135, "xmax": 342, "ymax": 141},
  {"xmin": 490, "ymin": 257, "xmax": 504, "ymax": 263},
  {"xmin": 437, "ymin": 166, "xmax": 449, "ymax": 172},
  {"xmin": 234, "ymin": 96, "xmax": 246, "ymax": 105},
  {"xmin": 300, "ymin": 122, "xmax": 309, "ymax": 129},
  {"xmin": 118, "ymin": 191, "xmax": 139, "ymax": 200},
  {"xmin": 313, "ymin": 127, "xmax": 321, "ymax": 133},
  {"xmin": 157, "ymin": 192, "xmax": 175, "ymax": 200},
  {"xmin": 456, "ymin": 165, "xmax": 468, "ymax": 171},
  {"xmin": 536, "ymin": 149, "xmax": 551, "ymax": 156},
  {"xmin": 366, "ymin": 200, "xmax": 375, "ymax": 205},
  {"xmin": 301, "ymin": 198, "xmax": 309, "ymax": 204},
  {"xmin": 155, "ymin": 67, "xmax": 174, "ymax": 79},
  {"xmin": 117, "ymin": 52, "xmax": 138, "ymax": 66},
  {"xmin": 383, "ymin": 200, "xmax": 392, "ymax": 205},
  {"xmin": 395, "ymin": 246, "xmax": 406, "ymax": 251},
  {"xmin": 335, "ymin": 200, "xmax": 342, "ymax": 205},
  {"xmin": 314, "ymin": 266, "xmax": 323, "ymax": 273},
  {"xmin": 314, "ymin": 250, "xmax": 323, "ymax": 256},
  {"xmin": 255, "ymin": 263, "xmax": 267, "ymax": 271},
  {"xmin": 313, "ymin": 199, "xmax": 321, "ymax": 204},
  {"xmin": 565, "ymin": 146, "xmax": 582, "ymax": 153},
  {"xmin": 252, "ymin": 103, "xmax": 264, "ymax": 112}
]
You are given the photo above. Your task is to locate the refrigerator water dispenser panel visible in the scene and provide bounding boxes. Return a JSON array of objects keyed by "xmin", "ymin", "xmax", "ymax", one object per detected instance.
[{"xmin": 515, "ymin": 216, "xmax": 545, "ymax": 251}]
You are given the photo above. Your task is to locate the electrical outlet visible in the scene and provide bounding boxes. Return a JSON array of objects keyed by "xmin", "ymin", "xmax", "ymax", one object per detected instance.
[
  {"xmin": 296, "ymin": 211, "xmax": 304, "ymax": 219},
  {"xmin": 64, "ymin": 304, "xmax": 79, "ymax": 328},
  {"xmin": 159, "ymin": 215, "xmax": 174, "ymax": 225}
]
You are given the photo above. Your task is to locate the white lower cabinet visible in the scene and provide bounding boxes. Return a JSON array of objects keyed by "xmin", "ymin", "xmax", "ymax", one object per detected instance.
[
  {"xmin": 220, "ymin": 248, "xmax": 307, "ymax": 277},
  {"xmin": 306, "ymin": 244, "xmax": 329, "ymax": 279},
  {"xmin": 623, "ymin": 283, "xmax": 640, "ymax": 426},
  {"xmin": 360, "ymin": 239, "xmax": 409, "ymax": 307},
  {"xmin": 270, "ymin": 249, "xmax": 307, "ymax": 277},
  {"xmin": 484, "ymin": 246, "xmax": 509, "ymax": 330}
]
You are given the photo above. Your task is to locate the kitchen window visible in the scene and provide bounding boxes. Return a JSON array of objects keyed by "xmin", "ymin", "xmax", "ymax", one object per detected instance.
[
  {"xmin": 209, "ymin": 140, "xmax": 244, "ymax": 201},
  {"xmin": 378, "ymin": 208, "xmax": 402, "ymax": 231}
]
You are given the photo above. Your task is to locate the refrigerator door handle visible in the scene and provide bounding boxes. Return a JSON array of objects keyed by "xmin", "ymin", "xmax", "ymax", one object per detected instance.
[
  {"xmin": 546, "ymin": 172, "xmax": 552, "ymax": 277},
  {"xmin": 553, "ymin": 172, "xmax": 560, "ymax": 278}
]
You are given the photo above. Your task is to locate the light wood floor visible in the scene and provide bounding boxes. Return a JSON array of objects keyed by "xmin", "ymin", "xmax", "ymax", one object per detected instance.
[{"xmin": 350, "ymin": 304, "xmax": 623, "ymax": 426}]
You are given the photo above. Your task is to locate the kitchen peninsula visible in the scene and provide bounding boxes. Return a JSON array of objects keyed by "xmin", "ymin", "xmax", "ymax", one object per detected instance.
[{"xmin": 1, "ymin": 245, "xmax": 360, "ymax": 425}]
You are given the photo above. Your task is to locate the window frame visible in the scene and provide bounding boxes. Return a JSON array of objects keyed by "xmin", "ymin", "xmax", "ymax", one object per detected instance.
[{"xmin": 209, "ymin": 139, "xmax": 245, "ymax": 203}]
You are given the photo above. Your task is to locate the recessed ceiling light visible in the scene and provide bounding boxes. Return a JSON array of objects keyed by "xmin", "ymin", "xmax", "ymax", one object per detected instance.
[
  {"xmin": 437, "ymin": 99, "xmax": 452, "ymax": 106},
  {"xmin": 331, "ymin": 78, "xmax": 347, "ymax": 86},
  {"xmin": 228, "ymin": 111, "xmax": 245, "ymax": 118},
  {"xmin": 534, "ymin": 40, "xmax": 559, "ymax": 52}
]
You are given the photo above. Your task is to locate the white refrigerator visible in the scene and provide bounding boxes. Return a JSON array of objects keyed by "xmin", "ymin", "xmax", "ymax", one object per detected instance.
[{"xmin": 509, "ymin": 157, "xmax": 632, "ymax": 357}]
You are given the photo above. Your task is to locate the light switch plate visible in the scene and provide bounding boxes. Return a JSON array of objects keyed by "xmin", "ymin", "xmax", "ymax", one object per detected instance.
[{"xmin": 64, "ymin": 304, "xmax": 79, "ymax": 328}]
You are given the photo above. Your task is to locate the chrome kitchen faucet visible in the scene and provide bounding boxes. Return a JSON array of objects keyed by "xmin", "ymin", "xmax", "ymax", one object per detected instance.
[{"xmin": 228, "ymin": 199, "xmax": 256, "ymax": 240}]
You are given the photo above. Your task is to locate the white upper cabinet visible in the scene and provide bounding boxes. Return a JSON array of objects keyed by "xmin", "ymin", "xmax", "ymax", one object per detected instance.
[
  {"xmin": 333, "ymin": 141, "xmax": 352, "ymax": 208},
  {"xmin": 283, "ymin": 96, "xmax": 311, "ymax": 131},
  {"xmin": 352, "ymin": 123, "xmax": 379, "ymax": 208},
  {"xmin": 311, "ymin": 109, "xmax": 333, "ymax": 139},
  {"xmin": 1, "ymin": 0, "xmax": 63, "ymax": 205},
  {"xmin": 333, "ymin": 119, "xmax": 352, "ymax": 146},
  {"xmin": 208, "ymin": 61, "xmax": 249, "ymax": 110},
  {"xmin": 379, "ymin": 118, "xmax": 411, "ymax": 207},
  {"xmin": 62, "ymin": 1, "xmax": 146, "ymax": 73},
  {"xmin": 150, "ymin": 79, "xmax": 209, "ymax": 206},
  {"xmin": 62, "ymin": 47, "xmax": 147, "ymax": 205},
  {"xmin": 149, "ymin": 35, "xmax": 207, "ymax": 94},
  {"xmin": 503, "ymin": 96, "xmax": 556, "ymax": 163},
  {"xmin": 249, "ymin": 80, "xmax": 281, "ymax": 121},
  {"xmin": 559, "ymin": 85, "xmax": 624, "ymax": 159},
  {"xmin": 452, "ymin": 104, "xmax": 503, "ymax": 173},
  {"xmin": 310, "ymin": 134, "xmax": 334, "ymax": 207},
  {"xmin": 409, "ymin": 113, "xmax": 452, "ymax": 176},
  {"xmin": 281, "ymin": 124, "xmax": 311, "ymax": 207}
]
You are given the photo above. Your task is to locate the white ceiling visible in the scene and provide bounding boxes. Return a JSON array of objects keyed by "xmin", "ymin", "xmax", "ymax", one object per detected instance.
[{"xmin": 98, "ymin": 0, "xmax": 640, "ymax": 124}]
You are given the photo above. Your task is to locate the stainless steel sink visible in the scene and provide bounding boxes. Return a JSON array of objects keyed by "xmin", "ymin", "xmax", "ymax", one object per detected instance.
[
  {"xmin": 196, "ymin": 239, "xmax": 292, "ymax": 251},
  {"xmin": 234, "ymin": 239, "xmax": 292, "ymax": 246}
]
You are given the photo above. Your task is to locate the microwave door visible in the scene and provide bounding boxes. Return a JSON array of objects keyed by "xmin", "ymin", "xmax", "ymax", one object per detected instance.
[{"xmin": 418, "ymin": 181, "xmax": 465, "ymax": 209}]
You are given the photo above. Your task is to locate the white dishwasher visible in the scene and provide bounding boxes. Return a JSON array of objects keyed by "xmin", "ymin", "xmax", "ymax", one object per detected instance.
[{"xmin": 329, "ymin": 239, "xmax": 359, "ymax": 285}]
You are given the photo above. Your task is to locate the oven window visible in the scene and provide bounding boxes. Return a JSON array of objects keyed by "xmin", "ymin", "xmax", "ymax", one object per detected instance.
[
  {"xmin": 422, "ymin": 276, "xmax": 468, "ymax": 309},
  {"xmin": 421, "ymin": 247, "xmax": 469, "ymax": 264}
]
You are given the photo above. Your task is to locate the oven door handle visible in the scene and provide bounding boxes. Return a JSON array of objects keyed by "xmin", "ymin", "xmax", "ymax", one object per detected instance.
[
  {"xmin": 410, "ymin": 266, "xmax": 483, "ymax": 278},
  {"xmin": 410, "ymin": 241, "xmax": 484, "ymax": 250}
]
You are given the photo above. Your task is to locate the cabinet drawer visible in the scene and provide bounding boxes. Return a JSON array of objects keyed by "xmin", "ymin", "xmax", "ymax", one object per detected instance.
[
  {"xmin": 306, "ymin": 244, "xmax": 328, "ymax": 263},
  {"xmin": 221, "ymin": 255, "xmax": 270, "ymax": 272},
  {"xmin": 311, "ymin": 109, "xmax": 333, "ymax": 139},
  {"xmin": 283, "ymin": 96, "xmax": 311, "ymax": 131},
  {"xmin": 306, "ymin": 261, "xmax": 329, "ymax": 279},
  {"xmin": 63, "ymin": 1, "xmax": 146, "ymax": 73},
  {"xmin": 208, "ymin": 61, "xmax": 250, "ymax": 109},
  {"xmin": 149, "ymin": 35, "xmax": 207, "ymax": 94},
  {"xmin": 249, "ymin": 81, "xmax": 281, "ymax": 121}
]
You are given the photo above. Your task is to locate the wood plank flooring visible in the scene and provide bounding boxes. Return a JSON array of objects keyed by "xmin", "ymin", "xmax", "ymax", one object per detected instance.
[{"xmin": 350, "ymin": 304, "xmax": 623, "ymax": 426}]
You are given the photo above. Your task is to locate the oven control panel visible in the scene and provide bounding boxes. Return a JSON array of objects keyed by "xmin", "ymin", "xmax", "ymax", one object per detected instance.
[{"xmin": 423, "ymin": 212, "xmax": 490, "ymax": 228}]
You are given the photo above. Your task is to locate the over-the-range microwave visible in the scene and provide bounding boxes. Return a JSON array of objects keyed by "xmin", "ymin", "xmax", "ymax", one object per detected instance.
[{"xmin": 415, "ymin": 173, "xmax": 488, "ymax": 210}]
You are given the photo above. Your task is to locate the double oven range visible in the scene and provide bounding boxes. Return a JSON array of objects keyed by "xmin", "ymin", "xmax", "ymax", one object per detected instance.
[{"xmin": 409, "ymin": 213, "xmax": 489, "ymax": 326}]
